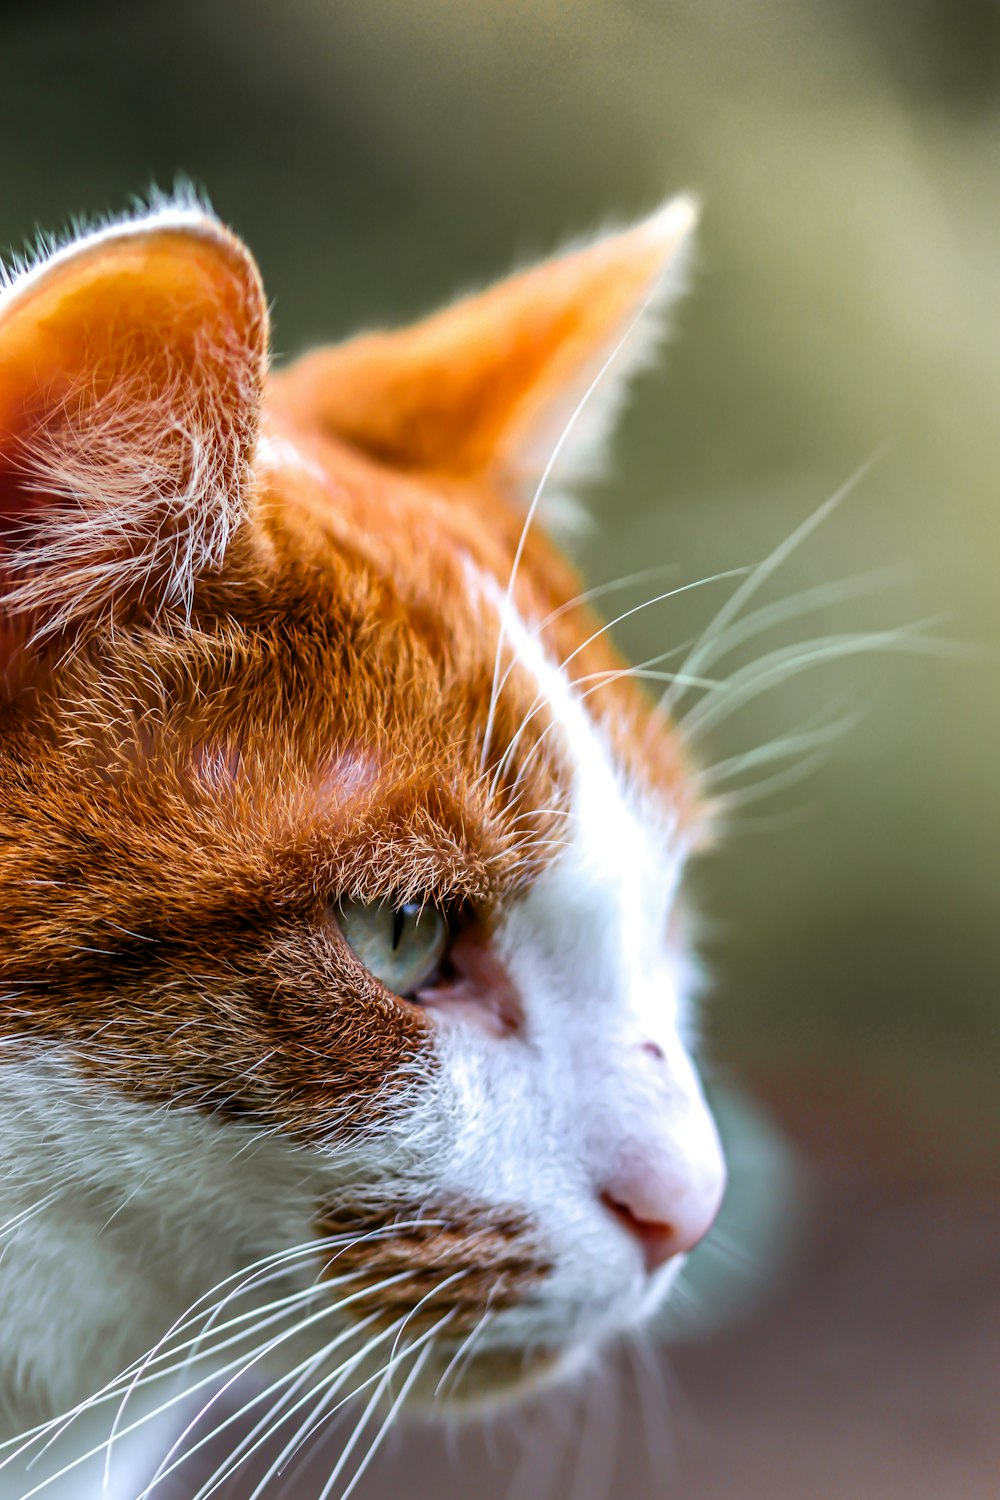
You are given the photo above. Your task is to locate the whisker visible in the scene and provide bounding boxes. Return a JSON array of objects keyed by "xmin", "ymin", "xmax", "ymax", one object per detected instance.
[
  {"xmin": 233, "ymin": 1317, "xmax": 405, "ymax": 1500},
  {"xmin": 486, "ymin": 568, "xmax": 743, "ymax": 799},
  {"xmin": 681, "ymin": 622, "xmax": 942, "ymax": 742},
  {"xmin": 718, "ymin": 805, "xmax": 820, "ymax": 838},
  {"xmin": 700, "ymin": 1226, "xmax": 760, "ymax": 1274},
  {"xmin": 138, "ymin": 1276, "xmax": 423, "ymax": 1498},
  {"xmin": 309, "ymin": 1310, "xmax": 456, "ymax": 1500},
  {"xmin": 688, "ymin": 567, "xmax": 900, "ymax": 679},
  {"xmin": 45, "ymin": 1272, "xmax": 354, "ymax": 1470},
  {"xmin": 486, "ymin": 642, "xmax": 700, "ymax": 802},
  {"xmin": 709, "ymin": 746, "xmax": 840, "ymax": 812},
  {"xmin": 386, "ymin": 1267, "xmax": 471, "ymax": 1372},
  {"xmin": 336, "ymin": 1336, "xmax": 438, "ymax": 1500},
  {"xmin": 568, "ymin": 1354, "xmax": 620, "ymax": 1500},
  {"xmin": 624, "ymin": 1332, "xmax": 680, "ymax": 1493},
  {"xmin": 312, "ymin": 1354, "xmax": 399, "ymax": 1500},
  {"xmin": 501, "ymin": 1404, "xmax": 564, "ymax": 1500},
  {"xmin": 480, "ymin": 275, "xmax": 692, "ymax": 774},
  {"xmin": 5, "ymin": 1222, "xmax": 446, "ymax": 1476},
  {"xmin": 21, "ymin": 1272, "xmax": 416, "ymax": 1497},
  {"xmin": 186, "ymin": 1340, "xmax": 331, "ymax": 1500},
  {"xmin": 113, "ymin": 1290, "xmax": 364, "ymax": 1488},
  {"xmin": 661, "ymin": 451, "xmax": 887, "ymax": 716},
  {"xmin": 277, "ymin": 1278, "xmax": 464, "ymax": 1491},
  {"xmin": 0, "ymin": 1191, "xmax": 61, "ymax": 1239},
  {"xmin": 560, "ymin": 660, "xmax": 722, "ymax": 694},
  {"xmin": 433, "ymin": 1308, "xmax": 496, "ymax": 1401},
  {"xmin": 185, "ymin": 1313, "xmax": 395, "ymax": 1500},
  {"xmin": 13, "ymin": 1281, "xmax": 329, "ymax": 1475},
  {"xmin": 536, "ymin": 563, "xmax": 679, "ymax": 629},
  {"xmin": 554, "ymin": 568, "xmax": 751, "ymax": 681},
  {"xmin": 699, "ymin": 710, "xmax": 859, "ymax": 787},
  {"xmin": 103, "ymin": 1279, "xmax": 345, "ymax": 1471}
]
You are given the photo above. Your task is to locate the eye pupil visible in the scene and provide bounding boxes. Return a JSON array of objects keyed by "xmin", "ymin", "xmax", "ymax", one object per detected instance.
[
  {"xmin": 335, "ymin": 898, "xmax": 450, "ymax": 1000},
  {"xmin": 392, "ymin": 902, "xmax": 424, "ymax": 951}
]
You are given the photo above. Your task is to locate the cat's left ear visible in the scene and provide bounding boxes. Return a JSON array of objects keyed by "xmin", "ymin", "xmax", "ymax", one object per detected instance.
[
  {"xmin": 0, "ymin": 205, "xmax": 268, "ymax": 648},
  {"xmin": 273, "ymin": 195, "xmax": 696, "ymax": 526}
]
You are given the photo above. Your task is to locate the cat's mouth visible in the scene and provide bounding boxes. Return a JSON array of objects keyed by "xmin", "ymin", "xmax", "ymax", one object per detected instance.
[{"xmin": 314, "ymin": 1201, "xmax": 553, "ymax": 1326}]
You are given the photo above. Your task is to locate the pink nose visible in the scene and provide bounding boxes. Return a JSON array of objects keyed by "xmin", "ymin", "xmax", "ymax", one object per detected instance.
[
  {"xmin": 600, "ymin": 1194, "xmax": 678, "ymax": 1272},
  {"xmin": 600, "ymin": 1150, "xmax": 725, "ymax": 1273}
]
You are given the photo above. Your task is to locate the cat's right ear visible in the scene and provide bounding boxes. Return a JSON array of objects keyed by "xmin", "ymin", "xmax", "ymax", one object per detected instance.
[{"xmin": 0, "ymin": 204, "xmax": 268, "ymax": 667}]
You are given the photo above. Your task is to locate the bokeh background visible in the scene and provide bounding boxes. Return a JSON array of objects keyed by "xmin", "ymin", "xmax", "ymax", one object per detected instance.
[{"xmin": 3, "ymin": 1, "xmax": 998, "ymax": 1496}]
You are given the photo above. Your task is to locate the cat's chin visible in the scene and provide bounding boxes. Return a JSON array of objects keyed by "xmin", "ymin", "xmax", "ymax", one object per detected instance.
[{"xmin": 411, "ymin": 1342, "xmax": 587, "ymax": 1415}]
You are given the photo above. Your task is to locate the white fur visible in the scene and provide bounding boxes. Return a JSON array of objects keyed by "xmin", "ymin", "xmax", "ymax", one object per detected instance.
[
  {"xmin": 0, "ymin": 579, "xmax": 723, "ymax": 1495},
  {"xmin": 0, "ymin": 190, "xmax": 222, "ymax": 307},
  {"xmin": 0, "ymin": 1066, "xmax": 282, "ymax": 1492},
  {"xmin": 0, "ymin": 195, "xmax": 723, "ymax": 1493},
  {"xmin": 395, "ymin": 582, "xmax": 724, "ymax": 1349}
]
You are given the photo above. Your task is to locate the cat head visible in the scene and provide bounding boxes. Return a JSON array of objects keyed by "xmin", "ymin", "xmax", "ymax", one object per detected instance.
[{"xmin": 0, "ymin": 193, "xmax": 724, "ymax": 1406}]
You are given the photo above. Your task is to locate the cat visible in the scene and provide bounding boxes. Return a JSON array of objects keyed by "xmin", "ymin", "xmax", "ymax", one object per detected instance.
[{"xmin": 0, "ymin": 189, "xmax": 726, "ymax": 1498}]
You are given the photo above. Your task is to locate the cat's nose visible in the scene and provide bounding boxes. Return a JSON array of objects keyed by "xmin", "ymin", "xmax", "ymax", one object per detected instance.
[
  {"xmin": 598, "ymin": 1064, "xmax": 726, "ymax": 1272},
  {"xmin": 600, "ymin": 1167, "xmax": 721, "ymax": 1272}
]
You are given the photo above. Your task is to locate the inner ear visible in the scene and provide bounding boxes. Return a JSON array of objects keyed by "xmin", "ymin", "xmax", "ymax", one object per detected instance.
[{"xmin": 0, "ymin": 206, "xmax": 268, "ymax": 648}]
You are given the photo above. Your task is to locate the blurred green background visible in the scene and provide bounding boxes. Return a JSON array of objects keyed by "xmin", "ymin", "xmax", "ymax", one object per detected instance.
[{"xmin": 4, "ymin": 2, "xmax": 998, "ymax": 1495}]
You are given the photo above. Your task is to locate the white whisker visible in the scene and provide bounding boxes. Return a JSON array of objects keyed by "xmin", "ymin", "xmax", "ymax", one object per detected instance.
[
  {"xmin": 130, "ymin": 1304, "xmax": 383, "ymax": 1497},
  {"xmin": 567, "ymin": 1355, "xmax": 620, "ymax": 1500},
  {"xmin": 237, "ymin": 1316, "xmax": 406, "ymax": 1500},
  {"xmin": 336, "ymin": 1336, "xmax": 437, "ymax": 1500},
  {"xmin": 187, "ymin": 1340, "xmax": 330, "ymax": 1500},
  {"xmin": 536, "ymin": 564, "xmax": 678, "ymax": 630},
  {"xmin": 433, "ymin": 1308, "xmax": 496, "ymax": 1401},
  {"xmin": 487, "ymin": 569, "xmax": 747, "ymax": 802},
  {"xmin": 138, "ymin": 1274, "xmax": 423, "ymax": 1498},
  {"xmin": 681, "ymin": 623, "xmax": 941, "ymax": 742},
  {"xmin": 185, "ymin": 1312, "xmax": 393, "ymax": 1500},
  {"xmin": 710, "ymin": 747, "xmax": 839, "ymax": 811},
  {"xmin": 661, "ymin": 452, "xmax": 886, "ymax": 716},
  {"xmin": 623, "ymin": 1333, "xmax": 680, "ymax": 1492},
  {"xmin": 318, "ymin": 1311, "xmax": 454, "ymax": 1500},
  {"xmin": 700, "ymin": 711, "xmax": 858, "ymax": 787},
  {"xmin": 2, "ymin": 1222, "xmax": 444, "ymax": 1478},
  {"xmin": 20, "ymin": 1272, "xmax": 416, "ymax": 1497},
  {"xmin": 689, "ymin": 567, "xmax": 899, "ymax": 678}
]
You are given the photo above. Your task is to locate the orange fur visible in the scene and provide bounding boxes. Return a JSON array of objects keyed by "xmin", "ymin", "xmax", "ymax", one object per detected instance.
[
  {"xmin": 0, "ymin": 204, "xmax": 698, "ymax": 1137},
  {"xmin": 316, "ymin": 1201, "xmax": 548, "ymax": 1337}
]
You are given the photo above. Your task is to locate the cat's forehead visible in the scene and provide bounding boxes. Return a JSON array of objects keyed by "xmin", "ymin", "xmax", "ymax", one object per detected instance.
[{"xmin": 247, "ymin": 404, "xmax": 697, "ymax": 840}]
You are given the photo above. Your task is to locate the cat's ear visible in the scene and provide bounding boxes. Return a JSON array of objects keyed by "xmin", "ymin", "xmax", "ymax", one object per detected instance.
[
  {"xmin": 274, "ymin": 195, "xmax": 696, "ymax": 524},
  {"xmin": 0, "ymin": 204, "xmax": 268, "ymax": 651}
]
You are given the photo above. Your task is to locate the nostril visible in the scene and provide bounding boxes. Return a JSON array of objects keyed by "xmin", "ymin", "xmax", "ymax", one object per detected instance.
[
  {"xmin": 640, "ymin": 1039, "xmax": 666, "ymax": 1062},
  {"xmin": 600, "ymin": 1191, "xmax": 680, "ymax": 1274}
]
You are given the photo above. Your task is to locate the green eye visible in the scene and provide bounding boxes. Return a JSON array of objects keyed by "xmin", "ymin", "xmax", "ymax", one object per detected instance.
[{"xmin": 335, "ymin": 899, "xmax": 449, "ymax": 998}]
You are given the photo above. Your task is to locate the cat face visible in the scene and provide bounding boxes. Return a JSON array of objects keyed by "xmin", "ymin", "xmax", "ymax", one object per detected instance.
[{"xmin": 0, "ymin": 195, "xmax": 723, "ymax": 1411}]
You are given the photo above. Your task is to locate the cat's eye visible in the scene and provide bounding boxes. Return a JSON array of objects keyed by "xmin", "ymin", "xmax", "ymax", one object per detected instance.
[{"xmin": 335, "ymin": 899, "xmax": 449, "ymax": 999}]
